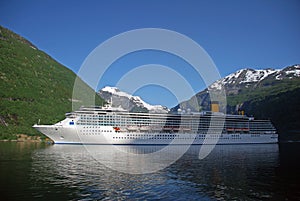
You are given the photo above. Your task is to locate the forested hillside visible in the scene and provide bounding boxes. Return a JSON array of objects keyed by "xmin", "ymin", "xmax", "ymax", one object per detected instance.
[{"xmin": 0, "ymin": 26, "xmax": 104, "ymax": 139}]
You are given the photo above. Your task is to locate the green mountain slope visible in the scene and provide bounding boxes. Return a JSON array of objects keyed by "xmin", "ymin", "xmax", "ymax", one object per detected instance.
[
  {"xmin": 0, "ymin": 26, "xmax": 104, "ymax": 139},
  {"xmin": 224, "ymin": 69, "xmax": 300, "ymax": 140},
  {"xmin": 227, "ymin": 76, "xmax": 300, "ymax": 108},
  {"xmin": 237, "ymin": 86, "xmax": 300, "ymax": 141}
]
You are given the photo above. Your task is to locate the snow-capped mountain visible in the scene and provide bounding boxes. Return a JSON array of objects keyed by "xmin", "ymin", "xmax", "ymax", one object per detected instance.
[
  {"xmin": 171, "ymin": 64, "xmax": 300, "ymax": 113},
  {"xmin": 98, "ymin": 86, "xmax": 169, "ymax": 113},
  {"xmin": 209, "ymin": 64, "xmax": 300, "ymax": 94}
]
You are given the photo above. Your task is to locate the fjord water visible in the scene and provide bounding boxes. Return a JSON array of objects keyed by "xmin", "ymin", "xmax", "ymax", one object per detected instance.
[{"xmin": 1, "ymin": 142, "xmax": 299, "ymax": 200}]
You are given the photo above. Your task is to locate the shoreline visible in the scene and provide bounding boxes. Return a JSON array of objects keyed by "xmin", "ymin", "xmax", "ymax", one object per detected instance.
[{"xmin": 0, "ymin": 134, "xmax": 53, "ymax": 143}]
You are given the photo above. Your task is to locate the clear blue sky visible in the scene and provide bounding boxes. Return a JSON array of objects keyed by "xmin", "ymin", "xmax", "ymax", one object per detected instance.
[{"xmin": 1, "ymin": 0, "xmax": 299, "ymax": 107}]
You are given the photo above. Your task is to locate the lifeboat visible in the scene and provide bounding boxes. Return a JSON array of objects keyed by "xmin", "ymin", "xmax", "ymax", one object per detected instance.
[
  {"xmin": 181, "ymin": 127, "xmax": 191, "ymax": 131},
  {"xmin": 127, "ymin": 126, "xmax": 138, "ymax": 131},
  {"xmin": 163, "ymin": 126, "xmax": 172, "ymax": 131},
  {"xmin": 113, "ymin": 127, "xmax": 121, "ymax": 132},
  {"xmin": 151, "ymin": 126, "xmax": 163, "ymax": 131},
  {"xmin": 140, "ymin": 126, "xmax": 150, "ymax": 131}
]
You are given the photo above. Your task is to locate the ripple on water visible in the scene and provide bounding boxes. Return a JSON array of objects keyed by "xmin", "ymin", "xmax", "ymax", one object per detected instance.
[{"xmin": 7, "ymin": 143, "xmax": 296, "ymax": 200}]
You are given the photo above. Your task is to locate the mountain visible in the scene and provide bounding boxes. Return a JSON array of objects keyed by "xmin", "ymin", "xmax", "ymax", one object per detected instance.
[
  {"xmin": 209, "ymin": 65, "xmax": 300, "ymax": 94},
  {"xmin": 98, "ymin": 86, "xmax": 169, "ymax": 113},
  {"xmin": 172, "ymin": 64, "xmax": 300, "ymax": 111},
  {"xmin": 209, "ymin": 65, "xmax": 300, "ymax": 108},
  {"xmin": 0, "ymin": 26, "xmax": 104, "ymax": 139},
  {"xmin": 171, "ymin": 64, "xmax": 300, "ymax": 140}
]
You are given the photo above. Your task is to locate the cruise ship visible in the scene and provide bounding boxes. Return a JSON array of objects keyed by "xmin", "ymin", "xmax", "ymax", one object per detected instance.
[{"xmin": 33, "ymin": 102, "xmax": 278, "ymax": 144}]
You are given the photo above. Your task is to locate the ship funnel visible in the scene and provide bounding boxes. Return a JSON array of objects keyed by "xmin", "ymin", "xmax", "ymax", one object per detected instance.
[{"xmin": 211, "ymin": 101, "xmax": 219, "ymax": 112}]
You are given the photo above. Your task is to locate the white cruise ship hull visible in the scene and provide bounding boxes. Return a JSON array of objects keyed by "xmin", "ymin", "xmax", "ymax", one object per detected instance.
[{"xmin": 33, "ymin": 125, "xmax": 278, "ymax": 145}]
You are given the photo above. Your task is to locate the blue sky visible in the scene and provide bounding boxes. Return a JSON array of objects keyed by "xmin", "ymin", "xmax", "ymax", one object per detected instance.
[{"xmin": 1, "ymin": 0, "xmax": 299, "ymax": 107}]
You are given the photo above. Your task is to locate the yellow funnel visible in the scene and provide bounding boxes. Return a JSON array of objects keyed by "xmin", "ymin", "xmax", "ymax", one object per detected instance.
[{"xmin": 211, "ymin": 101, "xmax": 219, "ymax": 112}]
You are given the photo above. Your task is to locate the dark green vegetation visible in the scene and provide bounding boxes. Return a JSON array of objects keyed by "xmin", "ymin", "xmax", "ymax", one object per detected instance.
[
  {"xmin": 237, "ymin": 83, "xmax": 300, "ymax": 141},
  {"xmin": 226, "ymin": 74, "xmax": 300, "ymax": 141},
  {"xmin": 0, "ymin": 26, "xmax": 104, "ymax": 139}
]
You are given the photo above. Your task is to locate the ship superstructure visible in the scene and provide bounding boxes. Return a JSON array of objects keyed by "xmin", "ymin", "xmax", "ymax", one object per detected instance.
[{"xmin": 33, "ymin": 104, "xmax": 278, "ymax": 144}]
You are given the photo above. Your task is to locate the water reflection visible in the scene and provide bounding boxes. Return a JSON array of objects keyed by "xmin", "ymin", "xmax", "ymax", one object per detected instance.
[
  {"xmin": 169, "ymin": 144, "xmax": 280, "ymax": 200},
  {"xmin": 29, "ymin": 144, "xmax": 281, "ymax": 200}
]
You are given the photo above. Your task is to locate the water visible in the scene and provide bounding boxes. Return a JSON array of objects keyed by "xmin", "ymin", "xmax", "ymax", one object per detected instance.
[{"xmin": 1, "ymin": 142, "xmax": 300, "ymax": 200}]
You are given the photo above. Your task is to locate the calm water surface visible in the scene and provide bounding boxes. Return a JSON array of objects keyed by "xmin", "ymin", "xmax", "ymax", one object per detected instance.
[{"xmin": 0, "ymin": 142, "xmax": 300, "ymax": 200}]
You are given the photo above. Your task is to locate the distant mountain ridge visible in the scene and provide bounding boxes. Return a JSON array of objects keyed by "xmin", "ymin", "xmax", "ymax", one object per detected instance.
[
  {"xmin": 98, "ymin": 86, "xmax": 169, "ymax": 113},
  {"xmin": 209, "ymin": 65, "xmax": 300, "ymax": 94},
  {"xmin": 172, "ymin": 64, "xmax": 300, "ymax": 111}
]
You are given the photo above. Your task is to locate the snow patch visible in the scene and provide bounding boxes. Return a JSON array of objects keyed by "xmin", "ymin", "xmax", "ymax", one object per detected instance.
[
  {"xmin": 240, "ymin": 69, "xmax": 279, "ymax": 83},
  {"xmin": 101, "ymin": 86, "xmax": 132, "ymax": 99},
  {"xmin": 285, "ymin": 69, "xmax": 300, "ymax": 77},
  {"xmin": 100, "ymin": 86, "xmax": 169, "ymax": 113},
  {"xmin": 208, "ymin": 67, "xmax": 290, "ymax": 89}
]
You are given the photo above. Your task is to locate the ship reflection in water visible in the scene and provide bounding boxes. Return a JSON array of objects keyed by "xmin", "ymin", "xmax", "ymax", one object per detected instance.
[{"xmin": 27, "ymin": 143, "xmax": 300, "ymax": 200}]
